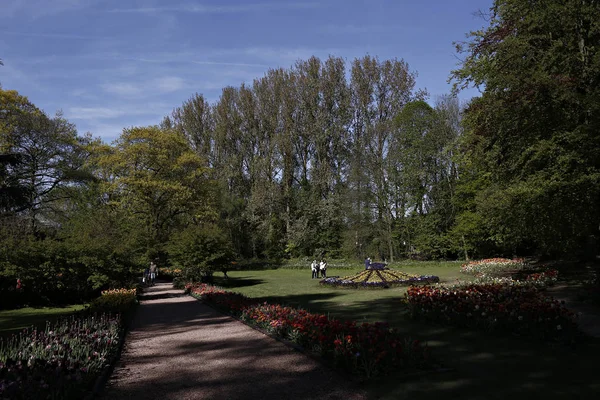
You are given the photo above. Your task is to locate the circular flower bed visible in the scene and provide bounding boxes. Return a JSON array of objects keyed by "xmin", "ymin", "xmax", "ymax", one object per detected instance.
[{"xmin": 320, "ymin": 269, "xmax": 439, "ymax": 288}]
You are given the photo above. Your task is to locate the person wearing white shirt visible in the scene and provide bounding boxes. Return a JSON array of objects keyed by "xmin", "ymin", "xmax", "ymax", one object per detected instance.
[
  {"xmin": 311, "ymin": 260, "xmax": 318, "ymax": 279},
  {"xmin": 319, "ymin": 259, "xmax": 327, "ymax": 278}
]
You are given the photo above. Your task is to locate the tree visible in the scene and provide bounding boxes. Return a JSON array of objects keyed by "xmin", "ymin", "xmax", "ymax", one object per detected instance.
[
  {"xmin": 347, "ymin": 56, "xmax": 424, "ymax": 261},
  {"xmin": 168, "ymin": 223, "xmax": 234, "ymax": 282},
  {"xmin": 0, "ymin": 89, "xmax": 90, "ymax": 233},
  {"xmin": 96, "ymin": 126, "xmax": 215, "ymax": 260},
  {"xmin": 451, "ymin": 0, "xmax": 600, "ymax": 256}
]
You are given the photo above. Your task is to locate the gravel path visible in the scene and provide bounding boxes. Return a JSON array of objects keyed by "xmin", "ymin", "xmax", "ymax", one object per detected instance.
[{"xmin": 99, "ymin": 282, "xmax": 368, "ymax": 400}]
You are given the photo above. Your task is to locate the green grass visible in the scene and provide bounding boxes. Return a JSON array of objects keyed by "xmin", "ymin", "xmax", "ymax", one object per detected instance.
[
  {"xmin": 214, "ymin": 266, "xmax": 465, "ymax": 321},
  {"xmin": 211, "ymin": 264, "xmax": 600, "ymax": 400},
  {"xmin": 0, "ymin": 304, "xmax": 87, "ymax": 337},
  {"xmin": 277, "ymin": 258, "xmax": 464, "ymax": 270}
]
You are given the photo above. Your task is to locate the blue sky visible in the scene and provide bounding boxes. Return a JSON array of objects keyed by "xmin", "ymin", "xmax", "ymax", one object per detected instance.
[{"xmin": 0, "ymin": 0, "xmax": 492, "ymax": 143}]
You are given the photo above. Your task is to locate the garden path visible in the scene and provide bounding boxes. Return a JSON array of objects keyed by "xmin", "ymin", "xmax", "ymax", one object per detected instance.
[
  {"xmin": 547, "ymin": 283, "xmax": 600, "ymax": 338},
  {"xmin": 99, "ymin": 282, "xmax": 367, "ymax": 400}
]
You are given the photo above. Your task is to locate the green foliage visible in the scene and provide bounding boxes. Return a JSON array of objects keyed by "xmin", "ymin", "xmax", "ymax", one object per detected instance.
[
  {"xmin": 0, "ymin": 230, "xmax": 140, "ymax": 309},
  {"xmin": 0, "ymin": 88, "xmax": 92, "ymax": 230},
  {"xmin": 452, "ymin": 0, "xmax": 600, "ymax": 257},
  {"xmin": 168, "ymin": 224, "xmax": 235, "ymax": 282},
  {"xmin": 95, "ymin": 125, "xmax": 216, "ymax": 256}
]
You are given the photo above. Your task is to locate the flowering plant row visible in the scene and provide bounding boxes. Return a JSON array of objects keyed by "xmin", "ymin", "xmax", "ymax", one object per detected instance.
[
  {"xmin": 406, "ymin": 283, "xmax": 579, "ymax": 342},
  {"xmin": 88, "ymin": 288, "xmax": 138, "ymax": 314},
  {"xmin": 0, "ymin": 314, "xmax": 121, "ymax": 399},
  {"xmin": 460, "ymin": 258, "xmax": 527, "ymax": 276},
  {"xmin": 468, "ymin": 269, "xmax": 559, "ymax": 289},
  {"xmin": 185, "ymin": 283, "xmax": 431, "ymax": 379},
  {"xmin": 0, "ymin": 288, "xmax": 137, "ymax": 399},
  {"xmin": 157, "ymin": 268, "xmax": 182, "ymax": 281},
  {"xmin": 525, "ymin": 269, "xmax": 559, "ymax": 286},
  {"xmin": 320, "ymin": 269, "xmax": 439, "ymax": 289}
]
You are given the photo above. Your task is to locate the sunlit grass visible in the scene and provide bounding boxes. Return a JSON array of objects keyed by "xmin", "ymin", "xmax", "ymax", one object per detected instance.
[
  {"xmin": 0, "ymin": 304, "xmax": 87, "ymax": 336},
  {"xmin": 211, "ymin": 262, "xmax": 600, "ymax": 400}
]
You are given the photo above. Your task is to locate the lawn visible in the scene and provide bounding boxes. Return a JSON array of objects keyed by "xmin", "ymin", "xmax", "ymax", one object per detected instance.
[
  {"xmin": 0, "ymin": 304, "xmax": 86, "ymax": 337},
  {"xmin": 212, "ymin": 264, "xmax": 600, "ymax": 400}
]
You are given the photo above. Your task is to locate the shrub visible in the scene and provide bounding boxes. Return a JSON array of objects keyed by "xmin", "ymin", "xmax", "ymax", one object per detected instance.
[{"xmin": 168, "ymin": 224, "xmax": 234, "ymax": 283}]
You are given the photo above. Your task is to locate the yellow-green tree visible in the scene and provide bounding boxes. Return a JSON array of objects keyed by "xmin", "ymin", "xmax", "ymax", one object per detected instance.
[{"xmin": 96, "ymin": 126, "xmax": 215, "ymax": 261}]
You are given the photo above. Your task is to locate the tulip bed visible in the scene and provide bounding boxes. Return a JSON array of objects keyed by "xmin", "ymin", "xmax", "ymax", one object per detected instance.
[
  {"xmin": 0, "ymin": 288, "xmax": 137, "ymax": 399},
  {"xmin": 157, "ymin": 268, "xmax": 182, "ymax": 281},
  {"xmin": 460, "ymin": 258, "xmax": 527, "ymax": 276},
  {"xmin": 320, "ymin": 269, "xmax": 439, "ymax": 289},
  {"xmin": 88, "ymin": 288, "xmax": 138, "ymax": 313},
  {"xmin": 186, "ymin": 283, "xmax": 432, "ymax": 379},
  {"xmin": 469, "ymin": 269, "xmax": 559, "ymax": 289},
  {"xmin": 406, "ymin": 283, "xmax": 579, "ymax": 342}
]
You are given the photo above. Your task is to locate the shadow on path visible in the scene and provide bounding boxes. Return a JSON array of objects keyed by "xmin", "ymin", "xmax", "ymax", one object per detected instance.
[{"xmin": 100, "ymin": 283, "xmax": 366, "ymax": 400}]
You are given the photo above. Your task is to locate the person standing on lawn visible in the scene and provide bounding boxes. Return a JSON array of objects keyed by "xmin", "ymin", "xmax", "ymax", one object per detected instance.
[
  {"xmin": 319, "ymin": 259, "xmax": 327, "ymax": 278},
  {"xmin": 365, "ymin": 257, "xmax": 371, "ymax": 270},
  {"xmin": 311, "ymin": 260, "xmax": 318, "ymax": 279}
]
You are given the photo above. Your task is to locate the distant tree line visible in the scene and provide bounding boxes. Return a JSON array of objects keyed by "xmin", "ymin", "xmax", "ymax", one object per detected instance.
[{"xmin": 162, "ymin": 55, "xmax": 462, "ymax": 261}]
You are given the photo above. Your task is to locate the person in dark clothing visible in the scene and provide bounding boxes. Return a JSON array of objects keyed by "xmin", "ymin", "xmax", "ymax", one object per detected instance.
[{"xmin": 365, "ymin": 257, "xmax": 371, "ymax": 270}]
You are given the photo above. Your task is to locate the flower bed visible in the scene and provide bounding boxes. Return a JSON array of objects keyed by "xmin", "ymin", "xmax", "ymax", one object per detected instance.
[
  {"xmin": 460, "ymin": 258, "xmax": 527, "ymax": 276},
  {"xmin": 89, "ymin": 288, "xmax": 138, "ymax": 314},
  {"xmin": 157, "ymin": 268, "xmax": 182, "ymax": 281},
  {"xmin": 0, "ymin": 288, "xmax": 137, "ymax": 399},
  {"xmin": 467, "ymin": 268, "xmax": 559, "ymax": 290},
  {"xmin": 406, "ymin": 283, "xmax": 579, "ymax": 342},
  {"xmin": 524, "ymin": 269, "xmax": 559, "ymax": 287},
  {"xmin": 186, "ymin": 283, "xmax": 432, "ymax": 379},
  {"xmin": 320, "ymin": 269, "xmax": 439, "ymax": 289}
]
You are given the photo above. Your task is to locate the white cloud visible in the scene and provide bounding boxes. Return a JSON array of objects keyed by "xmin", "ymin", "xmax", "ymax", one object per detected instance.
[
  {"xmin": 100, "ymin": 76, "xmax": 187, "ymax": 98},
  {"xmin": 0, "ymin": 0, "xmax": 96, "ymax": 19},
  {"xmin": 320, "ymin": 24, "xmax": 396, "ymax": 35},
  {"xmin": 68, "ymin": 107, "xmax": 127, "ymax": 119},
  {"xmin": 101, "ymin": 82, "xmax": 144, "ymax": 97},
  {"xmin": 155, "ymin": 76, "xmax": 185, "ymax": 93},
  {"xmin": 125, "ymin": 56, "xmax": 269, "ymax": 68},
  {"xmin": 0, "ymin": 30, "xmax": 97, "ymax": 39},
  {"xmin": 67, "ymin": 102, "xmax": 172, "ymax": 121},
  {"xmin": 107, "ymin": 2, "xmax": 320, "ymax": 14}
]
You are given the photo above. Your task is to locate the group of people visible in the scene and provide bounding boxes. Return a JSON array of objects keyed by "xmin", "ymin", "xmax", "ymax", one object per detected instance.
[
  {"xmin": 310, "ymin": 259, "xmax": 328, "ymax": 279},
  {"xmin": 142, "ymin": 261, "xmax": 158, "ymax": 286}
]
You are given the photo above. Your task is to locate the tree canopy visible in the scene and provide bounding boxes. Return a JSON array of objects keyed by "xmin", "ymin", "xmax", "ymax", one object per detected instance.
[{"xmin": 451, "ymin": 0, "xmax": 600, "ymax": 257}]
